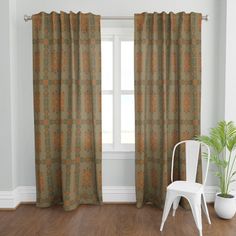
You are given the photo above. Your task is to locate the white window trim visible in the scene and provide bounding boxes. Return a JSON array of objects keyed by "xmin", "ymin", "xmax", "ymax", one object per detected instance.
[{"xmin": 102, "ymin": 27, "xmax": 135, "ymax": 153}]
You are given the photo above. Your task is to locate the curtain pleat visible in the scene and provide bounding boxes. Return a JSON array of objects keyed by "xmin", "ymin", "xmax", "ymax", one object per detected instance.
[
  {"xmin": 32, "ymin": 11, "xmax": 102, "ymax": 211},
  {"xmin": 134, "ymin": 12, "xmax": 202, "ymax": 208}
]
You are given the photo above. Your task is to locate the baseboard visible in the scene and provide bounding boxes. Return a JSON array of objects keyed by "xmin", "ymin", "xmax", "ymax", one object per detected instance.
[
  {"xmin": 0, "ymin": 188, "xmax": 18, "ymax": 209},
  {"xmin": 102, "ymin": 186, "xmax": 219, "ymax": 204},
  {"xmin": 16, "ymin": 186, "xmax": 36, "ymax": 203},
  {"xmin": 0, "ymin": 185, "xmax": 218, "ymax": 209},
  {"xmin": 102, "ymin": 186, "xmax": 136, "ymax": 203},
  {"xmin": 0, "ymin": 186, "xmax": 36, "ymax": 209},
  {"xmin": 204, "ymin": 186, "xmax": 218, "ymax": 203}
]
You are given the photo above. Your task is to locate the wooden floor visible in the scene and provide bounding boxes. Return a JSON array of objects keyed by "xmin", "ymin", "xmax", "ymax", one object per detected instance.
[{"xmin": 0, "ymin": 204, "xmax": 235, "ymax": 236}]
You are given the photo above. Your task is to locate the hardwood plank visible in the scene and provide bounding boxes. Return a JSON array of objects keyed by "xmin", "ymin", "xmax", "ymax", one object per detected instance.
[{"xmin": 0, "ymin": 204, "xmax": 235, "ymax": 236}]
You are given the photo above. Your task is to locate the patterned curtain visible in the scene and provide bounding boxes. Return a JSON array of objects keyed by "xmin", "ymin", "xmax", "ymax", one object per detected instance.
[
  {"xmin": 134, "ymin": 12, "xmax": 202, "ymax": 208},
  {"xmin": 32, "ymin": 12, "xmax": 102, "ymax": 211}
]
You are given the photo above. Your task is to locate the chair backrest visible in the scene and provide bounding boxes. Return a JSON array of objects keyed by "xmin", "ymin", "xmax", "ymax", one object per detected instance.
[{"xmin": 170, "ymin": 140, "xmax": 210, "ymax": 186}]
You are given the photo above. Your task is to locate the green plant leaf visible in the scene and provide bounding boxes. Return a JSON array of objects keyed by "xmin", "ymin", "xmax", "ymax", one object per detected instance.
[
  {"xmin": 196, "ymin": 121, "xmax": 236, "ymax": 195},
  {"xmin": 195, "ymin": 136, "xmax": 213, "ymax": 147},
  {"xmin": 227, "ymin": 134, "xmax": 236, "ymax": 151},
  {"xmin": 225, "ymin": 121, "xmax": 236, "ymax": 151},
  {"xmin": 215, "ymin": 171, "xmax": 223, "ymax": 179}
]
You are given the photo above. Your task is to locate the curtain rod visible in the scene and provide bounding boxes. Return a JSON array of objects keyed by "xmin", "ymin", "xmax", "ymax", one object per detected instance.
[{"xmin": 24, "ymin": 14, "xmax": 209, "ymax": 22}]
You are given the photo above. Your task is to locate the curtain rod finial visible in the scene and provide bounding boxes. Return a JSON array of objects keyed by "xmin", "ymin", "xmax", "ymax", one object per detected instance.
[{"xmin": 24, "ymin": 15, "xmax": 32, "ymax": 22}]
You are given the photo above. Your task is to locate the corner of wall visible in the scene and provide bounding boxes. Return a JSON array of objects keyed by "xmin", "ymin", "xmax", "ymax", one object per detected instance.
[{"xmin": 9, "ymin": 0, "xmax": 18, "ymax": 190}]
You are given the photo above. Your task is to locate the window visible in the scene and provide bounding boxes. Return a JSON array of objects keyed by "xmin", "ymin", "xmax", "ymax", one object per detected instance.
[
  {"xmin": 120, "ymin": 41, "xmax": 134, "ymax": 144},
  {"xmin": 102, "ymin": 41, "xmax": 113, "ymax": 144},
  {"xmin": 102, "ymin": 28, "xmax": 134, "ymax": 152}
]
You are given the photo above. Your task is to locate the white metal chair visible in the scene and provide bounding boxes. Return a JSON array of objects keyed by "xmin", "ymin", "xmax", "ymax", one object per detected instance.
[{"xmin": 160, "ymin": 140, "xmax": 211, "ymax": 236}]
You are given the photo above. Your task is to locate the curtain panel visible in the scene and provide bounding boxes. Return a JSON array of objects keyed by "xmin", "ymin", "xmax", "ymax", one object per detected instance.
[
  {"xmin": 32, "ymin": 12, "xmax": 102, "ymax": 211},
  {"xmin": 134, "ymin": 12, "xmax": 202, "ymax": 208}
]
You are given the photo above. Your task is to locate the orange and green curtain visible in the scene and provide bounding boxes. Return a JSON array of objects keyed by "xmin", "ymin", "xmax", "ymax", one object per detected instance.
[
  {"xmin": 32, "ymin": 12, "xmax": 102, "ymax": 211},
  {"xmin": 134, "ymin": 12, "xmax": 202, "ymax": 208}
]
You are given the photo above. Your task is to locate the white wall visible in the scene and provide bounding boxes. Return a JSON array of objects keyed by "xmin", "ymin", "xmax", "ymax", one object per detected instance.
[
  {"xmin": 225, "ymin": 0, "xmax": 236, "ymax": 123},
  {"xmin": 224, "ymin": 0, "xmax": 236, "ymax": 190},
  {"xmin": 0, "ymin": 0, "xmax": 17, "ymax": 190},
  {"xmin": 1, "ymin": 0, "xmax": 226, "ymax": 191},
  {"xmin": 0, "ymin": 0, "xmax": 13, "ymax": 190}
]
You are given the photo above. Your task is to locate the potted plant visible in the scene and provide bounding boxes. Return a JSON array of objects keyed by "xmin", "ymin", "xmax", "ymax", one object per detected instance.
[{"xmin": 196, "ymin": 121, "xmax": 236, "ymax": 219}]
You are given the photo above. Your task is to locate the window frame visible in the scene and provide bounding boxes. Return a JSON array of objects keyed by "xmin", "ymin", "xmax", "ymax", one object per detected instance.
[{"xmin": 101, "ymin": 27, "xmax": 135, "ymax": 153}]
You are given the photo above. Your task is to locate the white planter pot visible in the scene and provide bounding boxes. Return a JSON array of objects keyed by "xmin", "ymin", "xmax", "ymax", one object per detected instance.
[{"xmin": 214, "ymin": 193, "xmax": 236, "ymax": 219}]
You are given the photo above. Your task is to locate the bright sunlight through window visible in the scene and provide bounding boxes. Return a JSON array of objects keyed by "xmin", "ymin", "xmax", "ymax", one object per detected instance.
[{"xmin": 102, "ymin": 32, "xmax": 134, "ymax": 151}]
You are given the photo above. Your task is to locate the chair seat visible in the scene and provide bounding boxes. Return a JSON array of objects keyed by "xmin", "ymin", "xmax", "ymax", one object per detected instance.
[{"xmin": 167, "ymin": 181, "xmax": 203, "ymax": 194}]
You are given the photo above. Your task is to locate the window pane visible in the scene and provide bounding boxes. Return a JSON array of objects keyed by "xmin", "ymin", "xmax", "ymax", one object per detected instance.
[
  {"xmin": 102, "ymin": 94, "xmax": 113, "ymax": 144},
  {"xmin": 121, "ymin": 41, "xmax": 134, "ymax": 90},
  {"xmin": 102, "ymin": 41, "xmax": 113, "ymax": 90},
  {"xmin": 121, "ymin": 95, "xmax": 135, "ymax": 143}
]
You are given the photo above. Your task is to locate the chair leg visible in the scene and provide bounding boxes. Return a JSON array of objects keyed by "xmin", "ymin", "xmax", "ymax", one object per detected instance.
[
  {"xmin": 190, "ymin": 202, "xmax": 202, "ymax": 236},
  {"xmin": 172, "ymin": 196, "xmax": 181, "ymax": 216},
  {"xmin": 201, "ymin": 193, "xmax": 211, "ymax": 224},
  {"xmin": 160, "ymin": 191, "xmax": 176, "ymax": 231}
]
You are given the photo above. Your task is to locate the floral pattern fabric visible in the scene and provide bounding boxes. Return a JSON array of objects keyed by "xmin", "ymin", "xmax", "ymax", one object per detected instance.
[
  {"xmin": 134, "ymin": 12, "xmax": 202, "ymax": 208},
  {"xmin": 32, "ymin": 12, "xmax": 102, "ymax": 211}
]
